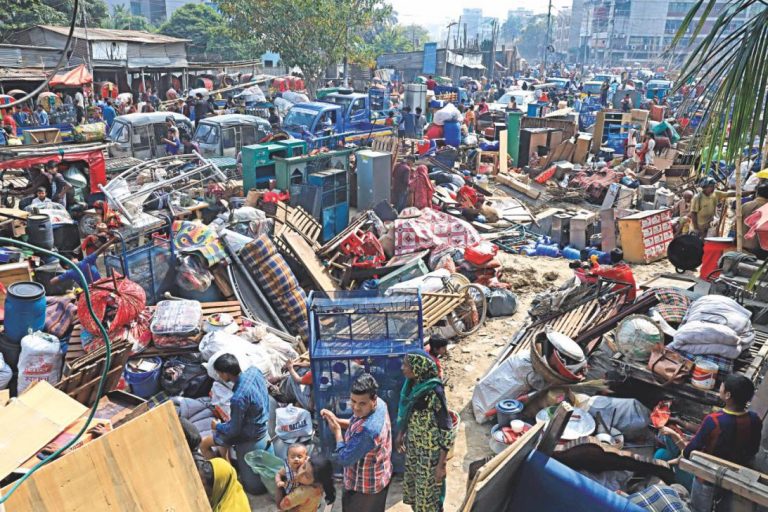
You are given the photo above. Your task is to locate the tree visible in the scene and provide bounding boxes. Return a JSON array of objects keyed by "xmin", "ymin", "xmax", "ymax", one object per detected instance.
[
  {"xmin": 400, "ymin": 24, "xmax": 431, "ymax": 49},
  {"xmin": 516, "ymin": 14, "xmax": 548, "ymax": 61},
  {"xmin": 158, "ymin": 4, "xmax": 258, "ymax": 61},
  {"xmin": 217, "ymin": 0, "xmax": 392, "ymax": 93},
  {"xmin": 107, "ymin": 5, "xmax": 153, "ymax": 32},
  {"xmin": 669, "ymin": 0, "xmax": 768, "ymax": 253},
  {"xmin": 501, "ymin": 17, "xmax": 524, "ymax": 45},
  {"xmin": 1, "ymin": 0, "xmax": 109, "ymax": 42}
]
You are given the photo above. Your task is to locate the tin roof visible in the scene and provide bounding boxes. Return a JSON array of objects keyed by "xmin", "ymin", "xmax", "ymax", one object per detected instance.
[{"xmin": 37, "ymin": 25, "xmax": 190, "ymax": 44}]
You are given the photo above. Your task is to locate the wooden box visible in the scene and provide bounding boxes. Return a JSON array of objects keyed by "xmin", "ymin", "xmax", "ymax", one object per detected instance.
[
  {"xmin": 618, "ymin": 209, "xmax": 674, "ymax": 263},
  {"xmin": 573, "ymin": 134, "xmax": 593, "ymax": 164}
]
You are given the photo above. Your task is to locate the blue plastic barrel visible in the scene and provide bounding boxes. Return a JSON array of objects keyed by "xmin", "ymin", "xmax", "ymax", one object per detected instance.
[
  {"xmin": 536, "ymin": 244, "xmax": 561, "ymax": 258},
  {"xmin": 4, "ymin": 281, "xmax": 46, "ymax": 343},
  {"xmin": 562, "ymin": 246, "xmax": 581, "ymax": 260},
  {"xmin": 443, "ymin": 121, "xmax": 462, "ymax": 147},
  {"xmin": 124, "ymin": 357, "xmax": 162, "ymax": 398}
]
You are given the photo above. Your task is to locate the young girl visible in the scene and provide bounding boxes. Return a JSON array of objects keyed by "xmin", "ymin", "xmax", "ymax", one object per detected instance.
[{"xmin": 275, "ymin": 454, "xmax": 335, "ymax": 512}]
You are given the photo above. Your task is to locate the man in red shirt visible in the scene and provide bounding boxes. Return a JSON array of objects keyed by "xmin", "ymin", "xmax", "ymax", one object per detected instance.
[
  {"xmin": 1, "ymin": 109, "xmax": 18, "ymax": 135},
  {"xmin": 425, "ymin": 75, "xmax": 437, "ymax": 91}
]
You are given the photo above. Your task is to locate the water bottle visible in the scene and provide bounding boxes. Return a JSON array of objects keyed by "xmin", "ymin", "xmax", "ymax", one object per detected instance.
[{"xmin": 562, "ymin": 246, "xmax": 581, "ymax": 260}]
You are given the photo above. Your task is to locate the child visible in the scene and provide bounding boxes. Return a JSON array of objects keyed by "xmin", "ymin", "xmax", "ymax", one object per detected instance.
[
  {"xmin": 276, "ymin": 453, "xmax": 336, "ymax": 512},
  {"xmin": 275, "ymin": 443, "xmax": 309, "ymax": 495}
]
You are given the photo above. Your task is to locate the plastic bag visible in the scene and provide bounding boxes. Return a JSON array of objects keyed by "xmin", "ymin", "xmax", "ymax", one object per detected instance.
[
  {"xmin": 161, "ymin": 355, "xmax": 213, "ymax": 398},
  {"xmin": 275, "ymin": 405, "xmax": 314, "ymax": 442},
  {"xmin": 243, "ymin": 450, "xmax": 285, "ymax": 497},
  {"xmin": 487, "ymin": 289, "xmax": 518, "ymax": 317},
  {"xmin": 433, "ymin": 103, "xmax": 462, "ymax": 126},
  {"xmin": 176, "ymin": 256, "xmax": 213, "ymax": 292},
  {"xmin": 465, "ymin": 242, "xmax": 498, "ymax": 266},
  {"xmin": 0, "ymin": 353, "xmax": 11, "ymax": 391},
  {"xmin": 18, "ymin": 331, "xmax": 64, "ymax": 394},
  {"xmin": 471, "ymin": 351, "xmax": 544, "ymax": 423}
]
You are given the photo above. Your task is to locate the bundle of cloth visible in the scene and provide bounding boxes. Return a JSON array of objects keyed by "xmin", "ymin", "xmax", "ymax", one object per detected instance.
[
  {"xmin": 172, "ymin": 396, "xmax": 216, "ymax": 438},
  {"xmin": 667, "ymin": 295, "xmax": 754, "ymax": 360}
]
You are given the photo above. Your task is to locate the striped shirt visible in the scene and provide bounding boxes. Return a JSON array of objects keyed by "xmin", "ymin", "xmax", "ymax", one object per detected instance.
[
  {"xmin": 334, "ymin": 397, "xmax": 393, "ymax": 494},
  {"xmin": 683, "ymin": 409, "xmax": 762, "ymax": 466}
]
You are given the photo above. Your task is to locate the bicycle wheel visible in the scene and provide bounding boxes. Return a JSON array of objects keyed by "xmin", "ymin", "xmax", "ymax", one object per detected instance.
[{"xmin": 447, "ymin": 283, "xmax": 488, "ymax": 337}]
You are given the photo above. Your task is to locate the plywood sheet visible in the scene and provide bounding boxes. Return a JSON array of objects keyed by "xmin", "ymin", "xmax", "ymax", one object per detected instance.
[
  {"xmin": 282, "ymin": 231, "xmax": 338, "ymax": 291},
  {"xmin": 499, "ymin": 131, "xmax": 508, "ymax": 174},
  {"xmin": 3, "ymin": 402, "xmax": 211, "ymax": 512},
  {"xmin": 0, "ymin": 381, "xmax": 87, "ymax": 480}
]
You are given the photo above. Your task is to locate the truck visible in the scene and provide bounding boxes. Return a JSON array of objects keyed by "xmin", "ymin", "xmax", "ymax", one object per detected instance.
[{"xmin": 282, "ymin": 90, "xmax": 395, "ymax": 148}]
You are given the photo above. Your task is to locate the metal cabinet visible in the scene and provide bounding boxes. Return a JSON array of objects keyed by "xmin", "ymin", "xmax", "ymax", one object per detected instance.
[
  {"xmin": 355, "ymin": 150, "xmax": 392, "ymax": 210},
  {"xmin": 308, "ymin": 168, "xmax": 349, "ymax": 241}
]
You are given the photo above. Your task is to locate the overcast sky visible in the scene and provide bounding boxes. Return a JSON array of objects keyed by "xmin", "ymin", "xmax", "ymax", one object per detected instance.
[{"xmin": 389, "ymin": 0, "xmax": 574, "ymax": 25}]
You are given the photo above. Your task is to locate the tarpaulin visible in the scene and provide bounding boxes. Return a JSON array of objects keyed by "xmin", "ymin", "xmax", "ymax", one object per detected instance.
[
  {"xmin": 0, "ymin": 149, "xmax": 106, "ymax": 193},
  {"xmin": 49, "ymin": 64, "xmax": 93, "ymax": 87}
]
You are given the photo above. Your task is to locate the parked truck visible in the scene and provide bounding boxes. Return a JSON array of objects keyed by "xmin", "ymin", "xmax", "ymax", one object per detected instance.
[{"xmin": 282, "ymin": 90, "xmax": 394, "ymax": 149}]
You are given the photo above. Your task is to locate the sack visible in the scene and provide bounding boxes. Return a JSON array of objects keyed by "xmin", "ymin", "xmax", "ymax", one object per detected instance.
[
  {"xmin": 465, "ymin": 242, "xmax": 498, "ymax": 266},
  {"xmin": 18, "ymin": 331, "xmax": 64, "ymax": 394},
  {"xmin": 0, "ymin": 353, "xmax": 12, "ymax": 391},
  {"xmin": 161, "ymin": 355, "xmax": 213, "ymax": 398},
  {"xmin": 647, "ymin": 344, "xmax": 693, "ymax": 386},
  {"xmin": 274, "ymin": 405, "xmax": 314, "ymax": 443},
  {"xmin": 243, "ymin": 450, "xmax": 284, "ymax": 497},
  {"xmin": 487, "ymin": 289, "xmax": 518, "ymax": 317}
]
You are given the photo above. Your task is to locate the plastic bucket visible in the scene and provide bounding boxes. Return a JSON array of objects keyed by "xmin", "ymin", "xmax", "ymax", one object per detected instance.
[
  {"xmin": 124, "ymin": 356, "xmax": 162, "ymax": 398},
  {"xmin": 691, "ymin": 359, "xmax": 718, "ymax": 390},
  {"xmin": 447, "ymin": 410, "xmax": 461, "ymax": 459},
  {"xmin": 700, "ymin": 238, "xmax": 736, "ymax": 281},
  {"xmin": 4, "ymin": 281, "xmax": 46, "ymax": 343}
]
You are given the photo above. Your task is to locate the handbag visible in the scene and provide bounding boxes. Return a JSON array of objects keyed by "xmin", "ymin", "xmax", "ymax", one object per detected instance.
[{"xmin": 647, "ymin": 344, "xmax": 693, "ymax": 386}]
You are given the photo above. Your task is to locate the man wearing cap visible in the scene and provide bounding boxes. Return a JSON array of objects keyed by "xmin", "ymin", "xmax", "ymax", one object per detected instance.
[
  {"xmin": 690, "ymin": 178, "xmax": 735, "ymax": 237},
  {"xmin": 392, "ymin": 155, "xmax": 415, "ymax": 212}
]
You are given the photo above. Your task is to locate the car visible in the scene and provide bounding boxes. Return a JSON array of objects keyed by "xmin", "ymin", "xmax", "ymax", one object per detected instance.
[{"xmin": 489, "ymin": 90, "xmax": 537, "ymax": 112}]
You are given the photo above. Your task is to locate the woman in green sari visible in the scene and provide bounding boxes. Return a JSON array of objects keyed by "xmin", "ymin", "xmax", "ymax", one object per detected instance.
[{"xmin": 396, "ymin": 352, "xmax": 455, "ymax": 512}]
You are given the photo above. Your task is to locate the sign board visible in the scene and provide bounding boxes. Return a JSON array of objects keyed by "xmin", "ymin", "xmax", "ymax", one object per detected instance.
[{"xmin": 423, "ymin": 42, "xmax": 438, "ymax": 74}]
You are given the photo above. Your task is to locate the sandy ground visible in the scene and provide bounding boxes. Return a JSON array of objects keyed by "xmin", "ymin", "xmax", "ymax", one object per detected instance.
[{"xmin": 250, "ymin": 253, "xmax": 673, "ymax": 511}]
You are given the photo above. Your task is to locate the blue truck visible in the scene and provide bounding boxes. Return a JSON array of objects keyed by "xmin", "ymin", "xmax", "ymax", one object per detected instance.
[{"xmin": 282, "ymin": 90, "xmax": 394, "ymax": 149}]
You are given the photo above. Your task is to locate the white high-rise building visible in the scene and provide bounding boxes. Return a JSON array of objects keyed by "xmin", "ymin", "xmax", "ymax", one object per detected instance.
[{"xmin": 461, "ymin": 8, "xmax": 483, "ymax": 43}]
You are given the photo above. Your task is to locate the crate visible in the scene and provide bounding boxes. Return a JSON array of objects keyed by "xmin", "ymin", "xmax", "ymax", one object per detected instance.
[{"xmin": 308, "ymin": 291, "xmax": 425, "ymax": 472}]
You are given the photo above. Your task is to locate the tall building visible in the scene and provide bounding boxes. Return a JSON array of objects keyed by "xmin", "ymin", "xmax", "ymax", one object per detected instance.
[
  {"xmin": 577, "ymin": 0, "xmax": 754, "ymax": 66},
  {"xmin": 461, "ymin": 8, "xmax": 483, "ymax": 43},
  {"xmin": 105, "ymin": 0, "xmax": 207, "ymax": 23},
  {"xmin": 553, "ymin": 8, "xmax": 572, "ymax": 58}
]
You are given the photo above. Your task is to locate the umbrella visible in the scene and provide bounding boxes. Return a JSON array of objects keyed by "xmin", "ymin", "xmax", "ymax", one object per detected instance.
[
  {"xmin": 37, "ymin": 92, "xmax": 61, "ymax": 112},
  {"xmin": 0, "ymin": 95, "xmax": 12, "ymax": 106}
]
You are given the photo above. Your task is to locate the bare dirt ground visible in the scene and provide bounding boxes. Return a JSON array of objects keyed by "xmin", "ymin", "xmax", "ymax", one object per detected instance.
[{"xmin": 251, "ymin": 253, "xmax": 673, "ymax": 511}]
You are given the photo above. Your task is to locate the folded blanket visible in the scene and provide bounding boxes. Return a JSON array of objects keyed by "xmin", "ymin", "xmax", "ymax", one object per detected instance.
[{"xmin": 672, "ymin": 321, "xmax": 741, "ymax": 347}]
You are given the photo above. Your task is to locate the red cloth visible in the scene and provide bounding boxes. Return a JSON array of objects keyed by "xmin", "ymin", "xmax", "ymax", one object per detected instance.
[
  {"xmin": 2, "ymin": 113, "xmax": 17, "ymax": 133},
  {"xmin": 409, "ymin": 164, "xmax": 434, "ymax": 209},
  {"xmin": 426, "ymin": 79, "xmax": 437, "ymax": 91},
  {"xmin": 589, "ymin": 262, "xmax": 637, "ymax": 301}
]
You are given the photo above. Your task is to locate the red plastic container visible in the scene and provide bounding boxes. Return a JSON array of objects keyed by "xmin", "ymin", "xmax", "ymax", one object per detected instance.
[{"xmin": 700, "ymin": 237, "xmax": 735, "ymax": 280}]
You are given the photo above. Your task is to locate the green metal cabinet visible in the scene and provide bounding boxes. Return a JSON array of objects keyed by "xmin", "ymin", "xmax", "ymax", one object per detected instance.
[{"xmin": 242, "ymin": 143, "xmax": 289, "ymax": 191}]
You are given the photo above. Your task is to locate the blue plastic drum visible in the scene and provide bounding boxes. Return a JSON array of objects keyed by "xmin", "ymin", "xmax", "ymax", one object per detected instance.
[{"xmin": 4, "ymin": 281, "xmax": 47, "ymax": 343}]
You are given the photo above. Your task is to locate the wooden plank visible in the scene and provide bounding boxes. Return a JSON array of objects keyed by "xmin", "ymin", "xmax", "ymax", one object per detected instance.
[
  {"xmin": 493, "ymin": 173, "xmax": 541, "ymax": 199},
  {"xmin": 0, "ymin": 381, "xmax": 88, "ymax": 480},
  {"xmin": 3, "ymin": 402, "xmax": 211, "ymax": 512},
  {"xmin": 538, "ymin": 402, "xmax": 574, "ymax": 456},
  {"xmin": 499, "ymin": 131, "xmax": 508, "ymax": 174},
  {"xmin": 460, "ymin": 422, "xmax": 544, "ymax": 512},
  {"xmin": 282, "ymin": 231, "xmax": 338, "ymax": 291},
  {"xmin": 680, "ymin": 452, "xmax": 768, "ymax": 507}
]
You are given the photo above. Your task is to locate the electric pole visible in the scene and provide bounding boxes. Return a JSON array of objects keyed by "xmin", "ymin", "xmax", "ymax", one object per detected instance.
[
  {"xmin": 543, "ymin": 0, "xmax": 553, "ymax": 79},
  {"xmin": 444, "ymin": 21, "xmax": 458, "ymax": 76}
]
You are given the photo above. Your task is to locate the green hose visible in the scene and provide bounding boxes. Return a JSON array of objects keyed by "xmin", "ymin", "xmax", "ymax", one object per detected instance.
[{"xmin": 0, "ymin": 237, "xmax": 112, "ymax": 504}]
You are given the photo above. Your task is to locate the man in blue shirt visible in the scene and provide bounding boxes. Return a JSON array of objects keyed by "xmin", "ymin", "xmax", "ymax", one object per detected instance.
[
  {"xmin": 201, "ymin": 354, "xmax": 273, "ymax": 494},
  {"xmin": 34, "ymin": 105, "xmax": 49, "ymax": 127},
  {"xmin": 102, "ymin": 100, "xmax": 116, "ymax": 129}
]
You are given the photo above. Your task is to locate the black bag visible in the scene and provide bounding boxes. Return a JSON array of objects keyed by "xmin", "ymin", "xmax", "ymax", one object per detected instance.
[
  {"xmin": 161, "ymin": 355, "xmax": 213, "ymax": 398},
  {"xmin": 488, "ymin": 289, "xmax": 519, "ymax": 317}
]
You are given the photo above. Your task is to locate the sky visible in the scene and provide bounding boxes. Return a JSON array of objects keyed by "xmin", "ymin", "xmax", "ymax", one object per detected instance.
[{"xmin": 389, "ymin": 0, "xmax": 574, "ymax": 26}]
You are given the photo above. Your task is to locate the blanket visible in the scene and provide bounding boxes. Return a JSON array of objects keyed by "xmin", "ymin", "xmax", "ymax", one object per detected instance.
[{"xmin": 394, "ymin": 208, "xmax": 481, "ymax": 256}]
